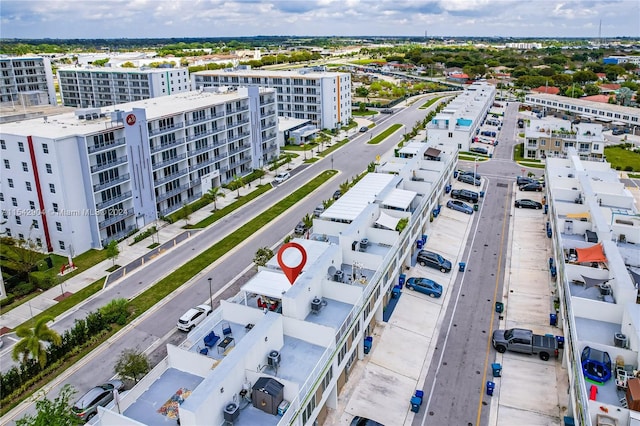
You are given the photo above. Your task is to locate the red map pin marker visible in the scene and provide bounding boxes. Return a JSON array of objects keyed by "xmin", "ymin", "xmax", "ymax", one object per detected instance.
[{"xmin": 277, "ymin": 242, "xmax": 307, "ymax": 285}]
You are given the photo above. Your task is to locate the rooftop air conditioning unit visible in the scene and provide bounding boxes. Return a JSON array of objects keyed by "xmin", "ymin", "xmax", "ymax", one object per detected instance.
[
  {"xmin": 223, "ymin": 402, "xmax": 239, "ymax": 423},
  {"xmin": 614, "ymin": 333, "xmax": 628, "ymax": 348},
  {"xmin": 311, "ymin": 298, "xmax": 322, "ymax": 314},
  {"xmin": 268, "ymin": 350, "xmax": 281, "ymax": 368},
  {"xmin": 334, "ymin": 270, "xmax": 344, "ymax": 282}
]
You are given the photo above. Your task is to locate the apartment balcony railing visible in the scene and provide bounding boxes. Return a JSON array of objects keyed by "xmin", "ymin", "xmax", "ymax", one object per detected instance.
[
  {"xmin": 261, "ymin": 120, "xmax": 277, "ymax": 129},
  {"xmin": 148, "ymin": 122, "xmax": 184, "ymax": 137},
  {"xmin": 90, "ymin": 155, "xmax": 128, "ymax": 173},
  {"xmin": 96, "ymin": 191, "xmax": 132, "ymax": 210},
  {"xmin": 188, "ymin": 144, "xmax": 214, "ymax": 157},
  {"xmin": 188, "ymin": 158, "xmax": 215, "ymax": 173},
  {"xmin": 226, "ymin": 118, "xmax": 250, "ymax": 129},
  {"xmin": 151, "ymin": 137, "xmax": 185, "ymax": 153},
  {"xmin": 228, "ymin": 132, "xmax": 250, "ymax": 142},
  {"xmin": 88, "ymin": 137, "xmax": 126, "ymax": 154},
  {"xmin": 156, "ymin": 184, "xmax": 190, "ymax": 202},
  {"xmin": 98, "ymin": 208, "xmax": 134, "ymax": 229},
  {"xmin": 152, "ymin": 153, "xmax": 187, "ymax": 170},
  {"xmin": 229, "ymin": 145, "xmax": 250, "ymax": 155},
  {"xmin": 186, "ymin": 126, "xmax": 225, "ymax": 142},
  {"xmin": 93, "ymin": 173, "xmax": 130, "ymax": 192},
  {"xmin": 154, "ymin": 168, "xmax": 188, "ymax": 186}
]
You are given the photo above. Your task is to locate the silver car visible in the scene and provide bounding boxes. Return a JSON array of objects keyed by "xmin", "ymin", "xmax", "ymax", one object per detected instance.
[{"xmin": 72, "ymin": 380, "xmax": 124, "ymax": 422}]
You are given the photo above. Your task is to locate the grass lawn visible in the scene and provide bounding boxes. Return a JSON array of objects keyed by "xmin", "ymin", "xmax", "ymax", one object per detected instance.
[
  {"xmin": 189, "ymin": 184, "xmax": 272, "ymax": 229},
  {"xmin": 352, "ymin": 109, "xmax": 378, "ymax": 116},
  {"xmin": 318, "ymin": 138, "xmax": 350, "ymax": 157},
  {"xmin": 604, "ymin": 145, "xmax": 640, "ymax": 172},
  {"xmin": 368, "ymin": 124, "xmax": 403, "ymax": 145},
  {"xmin": 419, "ymin": 97, "xmax": 442, "ymax": 109}
]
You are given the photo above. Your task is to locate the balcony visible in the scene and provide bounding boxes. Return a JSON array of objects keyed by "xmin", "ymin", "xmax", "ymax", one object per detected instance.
[
  {"xmin": 229, "ymin": 145, "xmax": 250, "ymax": 155},
  {"xmin": 148, "ymin": 122, "xmax": 184, "ymax": 137},
  {"xmin": 93, "ymin": 173, "xmax": 130, "ymax": 192},
  {"xmin": 156, "ymin": 184, "xmax": 190, "ymax": 202},
  {"xmin": 150, "ymin": 137, "xmax": 185, "ymax": 153},
  {"xmin": 88, "ymin": 137, "xmax": 126, "ymax": 154},
  {"xmin": 188, "ymin": 144, "xmax": 213, "ymax": 157},
  {"xmin": 152, "ymin": 153, "xmax": 187, "ymax": 170},
  {"xmin": 96, "ymin": 191, "xmax": 133, "ymax": 210},
  {"xmin": 186, "ymin": 126, "xmax": 225, "ymax": 142},
  {"xmin": 227, "ymin": 118, "xmax": 250, "ymax": 129},
  {"xmin": 98, "ymin": 208, "xmax": 134, "ymax": 229},
  {"xmin": 90, "ymin": 155, "xmax": 128, "ymax": 173},
  {"xmin": 228, "ymin": 132, "xmax": 250, "ymax": 142},
  {"xmin": 154, "ymin": 168, "xmax": 188, "ymax": 186},
  {"xmin": 188, "ymin": 158, "xmax": 215, "ymax": 173},
  {"xmin": 261, "ymin": 120, "xmax": 277, "ymax": 129}
]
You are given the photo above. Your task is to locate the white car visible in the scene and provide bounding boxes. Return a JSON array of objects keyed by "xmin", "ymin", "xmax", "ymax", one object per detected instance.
[
  {"xmin": 177, "ymin": 304, "xmax": 212, "ymax": 331},
  {"xmin": 273, "ymin": 172, "xmax": 290, "ymax": 183}
]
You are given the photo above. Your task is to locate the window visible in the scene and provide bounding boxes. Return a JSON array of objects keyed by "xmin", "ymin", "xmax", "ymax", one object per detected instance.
[
  {"xmin": 52, "ymin": 202, "xmax": 58, "ymax": 212},
  {"xmin": 56, "ymin": 221, "xmax": 62, "ymax": 232},
  {"xmin": 42, "ymin": 143, "xmax": 49, "ymax": 153},
  {"xmin": 8, "ymin": 178, "xmax": 13, "ymax": 188},
  {"xmin": 45, "ymin": 163, "xmax": 52, "ymax": 174},
  {"xmin": 59, "ymin": 241, "xmax": 65, "ymax": 250},
  {"xmin": 18, "ymin": 233, "xmax": 24, "ymax": 239},
  {"xmin": 18, "ymin": 142, "xmax": 24, "ymax": 152},
  {"xmin": 49, "ymin": 183, "xmax": 56, "ymax": 193},
  {"xmin": 4, "ymin": 159, "xmax": 9, "ymax": 169},
  {"xmin": 15, "ymin": 216, "xmax": 21, "ymax": 225},
  {"xmin": 0, "ymin": 140, "xmax": 5, "ymax": 149},
  {"xmin": 5, "ymin": 228, "xmax": 10, "ymax": 237},
  {"xmin": 29, "ymin": 200, "xmax": 35, "ymax": 209},
  {"xmin": 22, "ymin": 162, "xmax": 28, "ymax": 172},
  {"xmin": 26, "ymin": 182, "xmax": 32, "ymax": 191},
  {"xmin": 11, "ymin": 197, "xmax": 17, "ymax": 206},
  {"xmin": 32, "ymin": 219, "xmax": 39, "ymax": 229},
  {"xmin": 0, "ymin": 192, "xmax": 3, "ymax": 201},
  {"xmin": 36, "ymin": 238, "xmax": 42, "ymax": 246},
  {"xmin": 2, "ymin": 210, "xmax": 7, "ymax": 219}
]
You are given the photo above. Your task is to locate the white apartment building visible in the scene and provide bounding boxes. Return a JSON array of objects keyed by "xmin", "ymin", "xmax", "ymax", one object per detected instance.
[
  {"xmin": 545, "ymin": 149, "xmax": 640, "ymax": 426},
  {"xmin": 191, "ymin": 67, "xmax": 351, "ymax": 130},
  {"xmin": 525, "ymin": 93, "xmax": 640, "ymax": 129},
  {"xmin": 427, "ymin": 82, "xmax": 496, "ymax": 152},
  {"xmin": 58, "ymin": 67, "xmax": 191, "ymax": 108},
  {"xmin": 0, "ymin": 87, "xmax": 278, "ymax": 255},
  {"xmin": 524, "ymin": 119, "xmax": 605, "ymax": 160},
  {"xmin": 96, "ymin": 136, "xmax": 459, "ymax": 426},
  {"xmin": 0, "ymin": 56, "xmax": 56, "ymax": 106}
]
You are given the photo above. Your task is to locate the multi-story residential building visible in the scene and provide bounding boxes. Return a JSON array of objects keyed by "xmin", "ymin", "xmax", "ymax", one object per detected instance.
[
  {"xmin": 96, "ymin": 133, "xmax": 458, "ymax": 426},
  {"xmin": 427, "ymin": 81, "xmax": 496, "ymax": 152},
  {"xmin": 58, "ymin": 67, "xmax": 191, "ymax": 108},
  {"xmin": 603, "ymin": 55, "xmax": 640, "ymax": 66},
  {"xmin": 523, "ymin": 119, "xmax": 605, "ymax": 160},
  {"xmin": 0, "ymin": 86, "xmax": 278, "ymax": 255},
  {"xmin": 0, "ymin": 56, "xmax": 56, "ymax": 106},
  {"xmin": 191, "ymin": 66, "xmax": 351, "ymax": 130},
  {"xmin": 545, "ymin": 148, "xmax": 640, "ymax": 426},
  {"xmin": 525, "ymin": 93, "xmax": 640, "ymax": 130}
]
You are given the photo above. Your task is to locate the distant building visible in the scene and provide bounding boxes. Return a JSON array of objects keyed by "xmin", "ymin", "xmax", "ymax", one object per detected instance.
[
  {"xmin": 603, "ymin": 55, "xmax": 640, "ymax": 65},
  {"xmin": 446, "ymin": 72, "xmax": 470, "ymax": 84},
  {"xmin": 505, "ymin": 42, "xmax": 542, "ymax": 49},
  {"xmin": 0, "ymin": 87, "xmax": 278, "ymax": 255},
  {"xmin": 0, "ymin": 56, "xmax": 57, "ymax": 106},
  {"xmin": 192, "ymin": 66, "xmax": 351, "ymax": 130},
  {"xmin": 532, "ymin": 86, "xmax": 561, "ymax": 95},
  {"xmin": 57, "ymin": 67, "xmax": 191, "ymax": 108},
  {"xmin": 523, "ymin": 118, "xmax": 605, "ymax": 160}
]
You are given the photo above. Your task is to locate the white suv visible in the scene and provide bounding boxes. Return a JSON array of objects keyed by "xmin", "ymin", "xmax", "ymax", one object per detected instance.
[{"xmin": 177, "ymin": 304, "xmax": 212, "ymax": 331}]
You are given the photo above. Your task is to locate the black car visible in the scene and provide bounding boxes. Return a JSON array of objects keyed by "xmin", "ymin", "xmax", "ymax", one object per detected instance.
[
  {"xmin": 470, "ymin": 146, "xmax": 488, "ymax": 155},
  {"xmin": 333, "ymin": 190, "xmax": 342, "ymax": 200},
  {"xmin": 417, "ymin": 250, "xmax": 452, "ymax": 273},
  {"xmin": 460, "ymin": 170, "xmax": 481, "ymax": 179},
  {"xmin": 515, "ymin": 199, "xmax": 543, "ymax": 209},
  {"xmin": 351, "ymin": 417, "xmax": 385, "ymax": 426},
  {"xmin": 519, "ymin": 182, "xmax": 543, "ymax": 192},
  {"xmin": 516, "ymin": 176, "xmax": 535, "ymax": 186},
  {"xmin": 450, "ymin": 189, "xmax": 479, "ymax": 203},
  {"xmin": 458, "ymin": 174, "xmax": 482, "ymax": 186}
]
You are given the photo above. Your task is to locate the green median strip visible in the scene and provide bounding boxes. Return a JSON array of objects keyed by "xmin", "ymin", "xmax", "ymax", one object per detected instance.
[
  {"xmin": 368, "ymin": 124, "xmax": 403, "ymax": 145},
  {"xmin": 419, "ymin": 96, "xmax": 442, "ymax": 109}
]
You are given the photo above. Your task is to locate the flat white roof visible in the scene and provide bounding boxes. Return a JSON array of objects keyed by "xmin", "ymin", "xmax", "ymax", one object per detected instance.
[
  {"xmin": 58, "ymin": 67, "xmax": 187, "ymax": 74},
  {"xmin": 324, "ymin": 173, "xmax": 395, "ymax": 221},
  {"xmin": 193, "ymin": 68, "xmax": 347, "ymax": 79},
  {"xmin": 241, "ymin": 269, "xmax": 292, "ymax": 300},
  {"xmin": 382, "ymin": 188, "xmax": 416, "ymax": 210}
]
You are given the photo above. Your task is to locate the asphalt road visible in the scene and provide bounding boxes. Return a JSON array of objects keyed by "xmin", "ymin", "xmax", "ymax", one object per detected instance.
[
  {"xmin": 2, "ymin": 94, "xmax": 449, "ymax": 424},
  {"xmin": 413, "ymin": 102, "xmax": 543, "ymax": 426}
]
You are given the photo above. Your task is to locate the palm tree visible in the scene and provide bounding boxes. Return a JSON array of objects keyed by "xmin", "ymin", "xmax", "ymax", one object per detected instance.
[
  {"xmin": 232, "ymin": 175, "xmax": 244, "ymax": 197},
  {"xmin": 12, "ymin": 316, "xmax": 61, "ymax": 368},
  {"xmin": 339, "ymin": 181, "xmax": 350, "ymax": 197},
  {"xmin": 302, "ymin": 214, "xmax": 314, "ymax": 234},
  {"xmin": 205, "ymin": 186, "xmax": 226, "ymax": 211}
]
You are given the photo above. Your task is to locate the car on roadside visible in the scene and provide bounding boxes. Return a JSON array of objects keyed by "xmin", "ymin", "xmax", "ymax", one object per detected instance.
[
  {"xmin": 381, "ymin": 109, "xmax": 395, "ymax": 114},
  {"xmin": 177, "ymin": 304, "xmax": 212, "ymax": 331},
  {"xmin": 447, "ymin": 199, "xmax": 474, "ymax": 214},
  {"xmin": 460, "ymin": 170, "xmax": 481, "ymax": 179},
  {"xmin": 273, "ymin": 172, "xmax": 290, "ymax": 183},
  {"xmin": 359, "ymin": 126, "xmax": 369, "ymax": 132},
  {"xmin": 470, "ymin": 146, "xmax": 489, "ymax": 155},
  {"xmin": 72, "ymin": 380, "xmax": 125, "ymax": 422},
  {"xmin": 417, "ymin": 250, "xmax": 452, "ymax": 273},
  {"xmin": 515, "ymin": 199, "xmax": 543, "ymax": 209},
  {"xmin": 519, "ymin": 182, "xmax": 543, "ymax": 192},
  {"xmin": 313, "ymin": 204, "xmax": 325, "ymax": 217},
  {"xmin": 333, "ymin": 190, "xmax": 342, "ymax": 200},
  {"xmin": 351, "ymin": 417, "xmax": 385, "ymax": 426},
  {"xmin": 294, "ymin": 221, "xmax": 308, "ymax": 235},
  {"xmin": 405, "ymin": 277, "xmax": 443, "ymax": 298},
  {"xmin": 458, "ymin": 174, "xmax": 481, "ymax": 186},
  {"xmin": 450, "ymin": 189, "xmax": 479, "ymax": 203},
  {"xmin": 516, "ymin": 176, "xmax": 536, "ymax": 186}
]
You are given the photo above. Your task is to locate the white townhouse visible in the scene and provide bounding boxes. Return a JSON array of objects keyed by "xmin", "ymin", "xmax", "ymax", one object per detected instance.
[
  {"xmin": 191, "ymin": 66, "xmax": 351, "ymax": 130},
  {"xmin": 0, "ymin": 56, "xmax": 57, "ymax": 106},
  {"xmin": 0, "ymin": 87, "xmax": 278, "ymax": 255},
  {"xmin": 58, "ymin": 67, "xmax": 191, "ymax": 108}
]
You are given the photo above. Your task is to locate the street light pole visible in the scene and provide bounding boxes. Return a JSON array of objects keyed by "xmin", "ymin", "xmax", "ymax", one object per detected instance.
[
  {"xmin": 331, "ymin": 155, "xmax": 334, "ymax": 170},
  {"xmin": 207, "ymin": 277, "xmax": 213, "ymax": 308}
]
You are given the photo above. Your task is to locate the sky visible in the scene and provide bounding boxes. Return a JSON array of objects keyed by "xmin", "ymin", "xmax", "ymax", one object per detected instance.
[{"xmin": 1, "ymin": 0, "xmax": 639, "ymax": 39}]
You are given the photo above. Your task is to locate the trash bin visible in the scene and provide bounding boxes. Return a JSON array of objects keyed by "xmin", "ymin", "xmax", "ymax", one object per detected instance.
[
  {"xmin": 364, "ymin": 336, "xmax": 373, "ymax": 354},
  {"xmin": 486, "ymin": 381, "xmax": 495, "ymax": 396},
  {"xmin": 399, "ymin": 274, "xmax": 406, "ymax": 287},
  {"xmin": 563, "ymin": 417, "xmax": 575, "ymax": 426},
  {"xmin": 544, "ymin": 205, "xmax": 548, "ymax": 214},
  {"xmin": 556, "ymin": 335, "xmax": 565, "ymax": 349},
  {"xmin": 474, "ymin": 204, "xmax": 479, "ymax": 211},
  {"xmin": 414, "ymin": 390, "xmax": 424, "ymax": 402},
  {"xmin": 445, "ymin": 184, "xmax": 452, "ymax": 194},
  {"xmin": 491, "ymin": 363, "xmax": 502, "ymax": 377},
  {"xmin": 550, "ymin": 266, "xmax": 557, "ymax": 278},
  {"xmin": 453, "ymin": 170, "xmax": 459, "ymax": 178},
  {"xmin": 549, "ymin": 257, "xmax": 554, "ymax": 268},
  {"xmin": 459, "ymin": 262, "xmax": 466, "ymax": 272},
  {"xmin": 410, "ymin": 396, "xmax": 422, "ymax": 413},
  {"xmin": 392, "ymin": 286, "xmax": 401, "ymax": 298},
  {"xmin": 495, "ymin": 302, "xmax": 504, "ymax": 314},
  {"xmin": 480, "ymin": 191, "xmax": 485, "ymax": 198},
  {"xmin": 550, "ymin": 313, "xmax": 558, "ymax": 326},
  {"xmin": 416, "ymin": 239, "xmax": 423, "ymax": 249}
]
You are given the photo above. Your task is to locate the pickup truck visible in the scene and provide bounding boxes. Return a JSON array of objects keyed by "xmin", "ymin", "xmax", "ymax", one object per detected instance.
[{"xmin": 492, "ymin": 328, "xmax": 558, "ymax": 361}]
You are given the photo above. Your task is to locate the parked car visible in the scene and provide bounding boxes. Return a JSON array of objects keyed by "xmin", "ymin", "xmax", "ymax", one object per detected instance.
[
  {"xmin": 333, "ymin": 190, "xmax": 342, "ymax": 200},
  {"xmin": 313, "ymin": 204, "xmax": 325, "ymax": 217},
  {"xmin": 351, "ymin": 417, "xmax": 385, "ymax": 426},
  {"xmin": 450, "ymin": 189, "xmax": 479, "ymax": 203},
  {"xmin": 519, "ymin": 182, "xmax": 543, "ymax": 192},
  {"xmin": 381, "ymin": 109, "xmax": 395, "ymax": 114},
  {"xmin": 72, "ymin": 380, "xmax": 125, "ymax": 422},
  {"xmin": 460, "ymin": 170, "xmax": 481, "ymax": 179},
  {"xmin": 458, "ymin": 174, "xmax": 481, "ymax": 186},
  {"xmin": 294, "ymin": 221, "xmax": 308, "ymax": 235},
  {"xmin": 405, "ymin": 277, "xmax": 443, "ymax": 298},
  {"xmin": 359, "ymin": 126, "xmax": 369, "ymax": 132},
  {"xmin": 447, "ymin": 199, "xmax": 474, "ymax": 214},
  {"xmin": 417, "ymin": 250, "xmax": 452, "ymax": 273},
  {"xmin": 516, "ymin": 176, "xmax": 535, "ymax": 186},
  {"xmin": 470, "ymin": 146, "xmax": 488, "ymax": 155},
  {"xmin": 273, "ymin": 172, "xmax": 290, "ymax": 183},
  {"xmin": 515, "ymin": 199, "xmax": 543, "ymax": 209},
  {"xmin": 612, "ymin": 128, "xmax": 624, "ymax": 136},
  {"xmin": 177, "ymin": 304, "xmax": 212, "ymax": 331},
  {"xmin": 492, "ymin": 328, "xmax": 558, "ymax": 361}
]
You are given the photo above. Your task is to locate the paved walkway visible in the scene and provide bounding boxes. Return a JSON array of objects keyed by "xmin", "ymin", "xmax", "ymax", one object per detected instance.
[{"xmin": 0, "ymin": 121, "xmax": 375, "ymax": 334}]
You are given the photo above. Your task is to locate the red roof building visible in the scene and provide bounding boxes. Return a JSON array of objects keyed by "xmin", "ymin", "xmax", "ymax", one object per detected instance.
[
  {"xmin": 581, "ymin": 94, "xmax": 614, "ymax": 104},
  {"xmin": 531, "ymin": 86, "xmax": 560, "ymax": 95}
]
